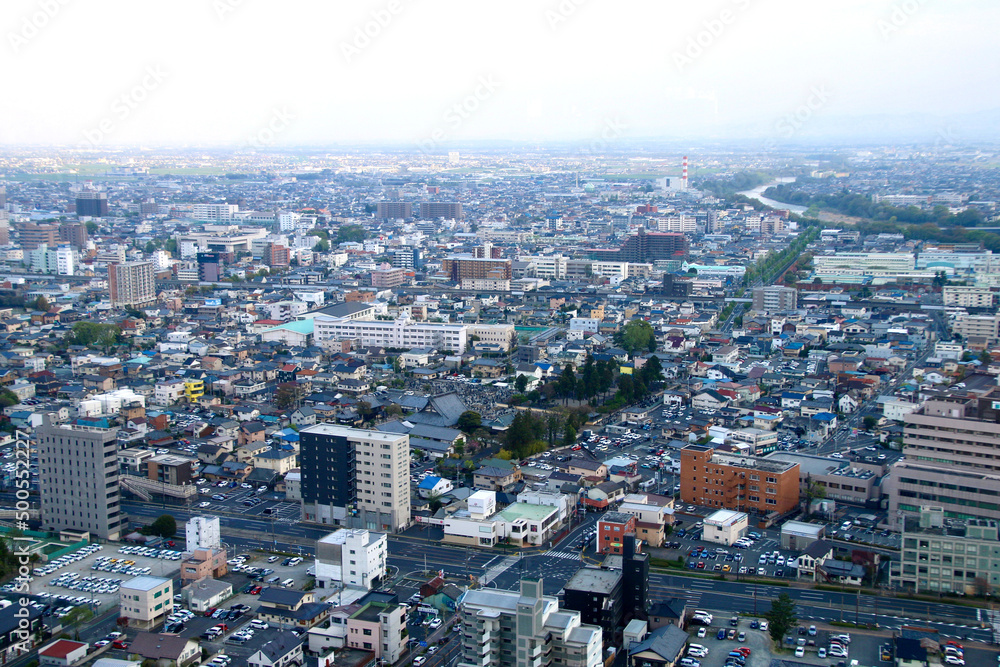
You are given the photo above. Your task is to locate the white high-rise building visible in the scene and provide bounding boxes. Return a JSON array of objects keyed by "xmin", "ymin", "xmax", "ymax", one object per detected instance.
[
  {"xmin": 186, "ymin": 516, "xmax": 221, "ymax": 551},
  {"xmin": 55, "ymin": 245, "xmax": 74, "ymax": 275},
  {"xmin": 278, "ymin": 211, "xmax": 302, "ymax": 232}
]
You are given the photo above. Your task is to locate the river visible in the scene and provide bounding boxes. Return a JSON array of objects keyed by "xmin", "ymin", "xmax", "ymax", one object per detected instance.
[{"xmin": 737, "ymin": 177, "xmax": 808, "ymax": 214}]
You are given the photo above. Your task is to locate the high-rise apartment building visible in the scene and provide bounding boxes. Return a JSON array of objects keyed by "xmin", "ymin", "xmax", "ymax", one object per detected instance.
[
  {"xmin": 17, "ymin": 222, "xmax": 59, "ymax": 249},
  {"xmin": 752, "ymin": 285, "xmax": 798, "ymax": 312},
  {"xmin": 75, "ymin": 191, "xmax": 109, "ymax": 217},
  {"xmin": 593, "ymin": 228, "xmax": 688, "ymax": 263},
  {"xmin": 39, "ymin": 420, "xmax": 123, "ymax": 540},
  {"xmin": 942, "ymin": 286, "xmax": 997, "ymax": 309},
  {"xmin": 377, "ymin": 202, "xmax": 413, "ymax": 219},
  {"xmin": 886, "ymin": 389, "xmax": 1000, "ymax": 528},
  {"xmin": 680, "ymin": 445, "xmax": 800, "ymax": 516},
  {"xmin": 191, "ymin": 203, "xmax": 239, "ymax": 222},
  {"xmin": 108, "ymin": 261, "xmax": 156, "ymax": 308},
  {"xmin": 390, "ymin": 246, "xmax": 421, "ymax": 270},
  {"xmin": 953, "ymin": 313, "xmax": 1000, "ymax": 346},
  {"xmin": 419, "ymin": 202, "xmax": 463, "ymax": 220},
  {"xmin": 299, "ymin": 424, "xmax": 410, "ymax": 533},
  {"xmin": 265, "ymin": 243, "xmax": 290, "ymax": 268},
  {"xmin": 457, "ymin": 578, "xmax": 604, "ymax": 667},
  {"xmin": 58, "ymin": 222, "xmax": 88, "ymax": 249},
  {"xmin": 370, "ymin": 267, "xmax": 407, "ymax": 288},
  {"xmin": 441, "ymin": 257, "xmax": 512, "ymax": 282}
]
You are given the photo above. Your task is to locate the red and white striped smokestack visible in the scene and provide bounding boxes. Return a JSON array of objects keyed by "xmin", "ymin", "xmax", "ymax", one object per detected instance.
[{"xmin": 682, "ymin": 156, "xmax": 688, "ymax": 186}]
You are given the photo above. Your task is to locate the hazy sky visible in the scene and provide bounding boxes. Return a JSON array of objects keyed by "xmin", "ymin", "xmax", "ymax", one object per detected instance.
[{"xmin": 1, "ymin": 0, "xmax": 997, "ymax": 149}]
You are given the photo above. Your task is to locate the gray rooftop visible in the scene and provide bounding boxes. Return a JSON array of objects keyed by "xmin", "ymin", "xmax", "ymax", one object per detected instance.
[{"xmin": 564, "ymin": 567, "xmax": 622, "ymax": 595}]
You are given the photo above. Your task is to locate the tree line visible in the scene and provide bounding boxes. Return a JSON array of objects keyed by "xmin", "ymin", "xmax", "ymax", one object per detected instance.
[{"xmin": 765, "ymin": 181, "xmax": 986, "ymax": 228}]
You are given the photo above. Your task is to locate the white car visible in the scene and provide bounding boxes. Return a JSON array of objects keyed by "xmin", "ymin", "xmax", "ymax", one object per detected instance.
[{"xmin": 794, "ymin": 647, "xmax": 804, "ymax": 658}]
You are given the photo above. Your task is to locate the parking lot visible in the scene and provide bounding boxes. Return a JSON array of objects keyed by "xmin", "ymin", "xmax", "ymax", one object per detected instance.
[
  {"xmin": 5, "ymin": 542, "xmax": 181, "ymax": 610},
  {"xmin": 685, "ymin": 615, "xmax": 773, "ymax": 667},
  {"xmin": 95, "ymin": 550, "xmax": 315, "ymax": 663},
  {"xmin": 192, "ymin": 482, "xmax": 301, "ymax": 524}
]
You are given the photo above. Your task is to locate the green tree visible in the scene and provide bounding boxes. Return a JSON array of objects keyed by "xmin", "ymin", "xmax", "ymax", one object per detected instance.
[
  {"xmin": 514, "ymin": 374, "xmax": 529, "ymax": 394},
  {"xmin": 0, "ymin": 389, "xmax": 20, "ymax": 409},
  {"xmin": 615, "ymin": 320, "xmax": 656, "ymax": 357},
  {"xmin": 145, "ymin": 514, "xmax": 176, "ymax": 538},
  {"xmin": 274, "ymin": 384, "xmax": 306, "ymax": 410},
  {"xmin": 68, "ymin": 322, "xmax": 121, "ymax": 348},
  {"xmin": 640, "ymin": 355, "xmax": 663, "ymax": 387},
  {"xmin": 337, "ymin": 224, "xmax": 367, "ymax": 243},
  {"xmin": 33, "ymin": 295, "xmax": 50, "ymax": 312},
  {"xmin": 556, "ymin": 364, "xmax": 577, "ymax": 403},
  {"xmin": 312, "ymin": 238, "xmax": 330, "ymax": 253},
  {"xmin": 562, "ymin": 423, "xmax": 577, "ymax": 448},
  {"xmin": 85, "ymin": 221, "xmax": 98, "ymax": 234},
  {"xmin": 764, "ymin": 593, "xmax": 797, "ymax": 642},
  {"xmin": 862, "ymin": 416, "xmax": 878, "ymax": 431},
  {"xmin": 457, "ymin": 411, "xmax": 482, "ymax": 433}
]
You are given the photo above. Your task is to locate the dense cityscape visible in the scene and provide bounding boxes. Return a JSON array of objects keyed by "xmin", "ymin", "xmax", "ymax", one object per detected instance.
[
  {"xmin": 0, "ymin": 143, "xmax": 995, "ymax": 667},
  {"xmin": 1, "ymin": 0, "xmax": 997, "ymax": 665}
]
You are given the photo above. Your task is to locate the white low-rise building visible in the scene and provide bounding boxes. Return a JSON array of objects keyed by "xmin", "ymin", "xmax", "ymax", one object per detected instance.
[
  {"xmin": 314, "ymin": 528, "xmax": 388, "ymax": 591},
  {"xmin": 703, "ymin": 509, "xmax": 748, "ymax": 546}
]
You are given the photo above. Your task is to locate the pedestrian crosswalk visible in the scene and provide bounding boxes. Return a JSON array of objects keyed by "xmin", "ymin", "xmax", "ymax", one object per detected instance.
[{"xmin": 544, "ymin": 550, "xmax": 581, "ymax": 561}]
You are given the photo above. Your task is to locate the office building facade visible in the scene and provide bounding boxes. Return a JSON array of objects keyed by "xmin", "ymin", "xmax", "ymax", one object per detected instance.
[
  {"xmin": 458, "ymin": 578, "xmax": 604, "ymax": 667},
  {"xmin": 109, "ymin": 261, "xmax": 156, "ymax": 307},
  {"xmin": 39, "ymin": 421, "xmax": 123, "ymax": 540},
  {"xmin": 299, "ymin": 424, "xmax": 410, "ymax": 533},
  {"xmin": 893, "ymin": 506, "xmax": 1000, "ymax": 595},
  {"xmin": 197, "ymin": 252, "xmax": 222, "ymax": 282}
]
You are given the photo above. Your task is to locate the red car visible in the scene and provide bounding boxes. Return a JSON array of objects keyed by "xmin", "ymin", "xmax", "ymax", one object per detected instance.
[
  {"xmin": 112, "ymin": 640, "xmax": 129, "ymax": 650},
  {"xmin": 204, "ymin": 608, "xmax": 217, "ymax": 617},
  {"xmin": 696, "ymin": 561, "xmax": 706, "ymax": 569},
  {"xmin": 250, "ymin": 585, "xmax": 262, "ymax": 595},
  {"xmin": 736, "ymin": 648, "xmax": 751, "ymax": 657}
]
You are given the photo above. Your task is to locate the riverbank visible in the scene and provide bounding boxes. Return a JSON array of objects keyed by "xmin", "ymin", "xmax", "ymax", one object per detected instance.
[{"xmin": 737, "ymin": 177, "xmax": 808, "ymax": 214}]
